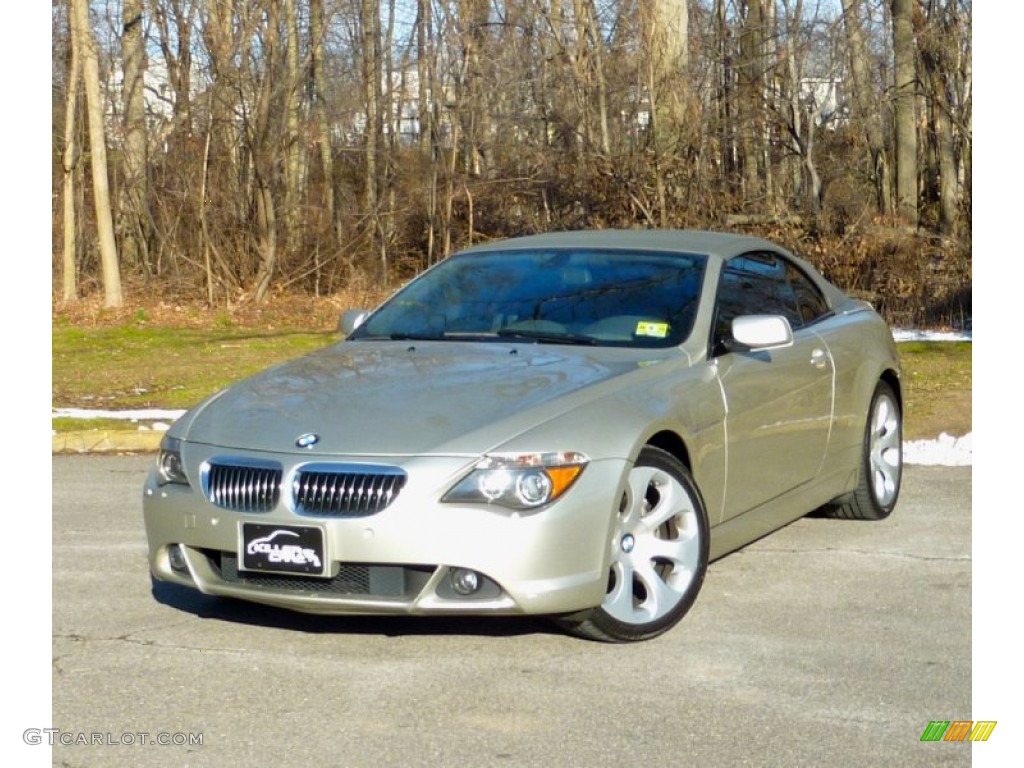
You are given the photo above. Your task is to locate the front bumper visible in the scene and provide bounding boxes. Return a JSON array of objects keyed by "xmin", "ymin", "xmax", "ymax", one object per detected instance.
[{"xmin": 143, "ymin": 451, "xmax": 626, "ymax": 617}]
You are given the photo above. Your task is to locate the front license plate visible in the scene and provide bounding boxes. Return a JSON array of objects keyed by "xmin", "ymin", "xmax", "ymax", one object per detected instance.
[{"xmin": 241, "ymin": 523, "xmax": 326, "ymax": 576}]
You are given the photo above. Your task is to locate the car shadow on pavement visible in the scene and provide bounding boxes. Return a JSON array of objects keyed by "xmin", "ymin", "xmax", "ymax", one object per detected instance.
[{"xmin": 150, "ymin": 579, "xmax": 561, "ymax": 640}]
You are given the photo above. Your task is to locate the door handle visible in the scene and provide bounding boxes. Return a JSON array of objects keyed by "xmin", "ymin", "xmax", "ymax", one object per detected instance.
[{"xmin": 810, "ymin": 348, "xmax": 828, "ymax": 369}]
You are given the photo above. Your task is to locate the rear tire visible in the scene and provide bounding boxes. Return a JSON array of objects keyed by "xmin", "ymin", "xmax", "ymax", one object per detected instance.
[
  {"xmin": 830, "ymin": 381, "xmax": 902, "ymax": 520},
  {"xmin": 555, "ymin": 447, "xmax": 709, "ymax": 642}
]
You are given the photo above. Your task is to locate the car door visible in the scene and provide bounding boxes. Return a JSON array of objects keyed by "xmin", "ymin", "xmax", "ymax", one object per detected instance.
[{"xmin": 711, "ymin": 252, "xmax": 835, "ymax": 521}]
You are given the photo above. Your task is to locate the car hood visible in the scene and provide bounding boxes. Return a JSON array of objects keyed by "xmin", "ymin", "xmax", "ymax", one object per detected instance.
[{"xmin": 177, "ymin": 341, "xmax": 662, "ymax": 456}]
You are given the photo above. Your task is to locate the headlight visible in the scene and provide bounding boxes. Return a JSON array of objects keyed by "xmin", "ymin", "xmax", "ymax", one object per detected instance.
[
  {"xmin": 157, "ymin": 436, "xmax": 189, "ymax": 486},
  {"xmin": 443, "ymin": 452, "xmax": 588, "ymax": 510}
]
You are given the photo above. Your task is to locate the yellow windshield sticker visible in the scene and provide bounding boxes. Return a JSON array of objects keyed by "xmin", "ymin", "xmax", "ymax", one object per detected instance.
[{"xmin": 635, "ymin": 321, "xmax": 669, "ymax": 338}]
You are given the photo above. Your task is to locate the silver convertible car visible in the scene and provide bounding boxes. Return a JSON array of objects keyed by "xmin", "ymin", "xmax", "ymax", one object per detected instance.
[{"xmin": 143, "ymin": 230, "xmax": 902, "ymax": 642}]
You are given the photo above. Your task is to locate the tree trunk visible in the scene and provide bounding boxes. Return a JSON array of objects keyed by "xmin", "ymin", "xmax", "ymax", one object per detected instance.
[
  {"xmin": 62, "ymin": 9, "xmax": 81, "ymax": 303},
  {"xmin": 645, "ymin": 0, "xmax": 689, "ymax": 130},
  {"xmin": 933, "ymin": 83, "xmax": 957, "ymax": 234},
  {"xmin": 72, "ymin": 0, "xmax": 122, "ymax": 307},
  {"xmin": 583, "ymin": 0, "xmax": 611, "ymax": 156},
  {"xmin": 153, "ymin": 0, "xmax": 198, "ymax": 148},
  {"xmin": 121, "ymin": 0, "xmax": 150, "ymax": 272},
  {"xmin": 456, "ymin": 0, "xmax": 492, "ymax": 177},
  {"xmin": 361, "ymin": 0, "xmax": 379, "ymax": 221},
  {"xmin": 416, "ymin": 0, "xmax": 432, "ymax": 158},
  {"xmin": 415, "ymin": 0, "xmax": 438, "ymax": 265},
  {"xmin": 198, "ymin": 88, "xmax": 242, "ymax": 301},
  {"xmin": 919, "ymin": 3, "xmax": 959, "ymax": 235},
  {"xmin": 782, "ymin": 0, "xmax": 804, "ymax": 206},
  {"xmin": 891, "ymin": 0, "xmax": 918, "ymax": 223},
  {"xmin": 381, "ymin": 0, "xmax": 398, "ymax": 279},
  {"xmin": 282, "ymin": 0, "xmax": 303, "ymax": 252},
  {"xmin": 715, "ymin": 0, "xmax": 737, "ymax": 189},
  {"xmin": 310, "ymin": 0, "xmax": 339, "ymax": 247},
  {"xmin": 738, "ymin": 0, "xmax": 765, "ymax": 203},
  {"xmin": 204, "ymin": 0, "xmax": 244, "ymax": 247},
  {"xmin": 252, "ymin": 0, "xmax": 280, "ymax": 303},
  {"xmin": 803, "ymin": 113, "xmax": 823, "ymax": 215},
  {"xmin": 841, "ymin": 0, "xmax": 891, "ymax": 216}
]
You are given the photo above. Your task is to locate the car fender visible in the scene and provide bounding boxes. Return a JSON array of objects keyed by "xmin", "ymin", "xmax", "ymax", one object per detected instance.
[{"xmin": 486, "ymin": 358, "xmax": 728, "ymax": 523}]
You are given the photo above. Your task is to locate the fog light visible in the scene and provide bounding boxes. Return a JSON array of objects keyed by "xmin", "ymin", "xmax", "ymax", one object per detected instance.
[
  {"xmin": 450, "ymin": 568, "xmax": 481, "ymax": 595},
  {"xmin": 168, "ymin": 544, "xmax": 187, "ymax": 572}
]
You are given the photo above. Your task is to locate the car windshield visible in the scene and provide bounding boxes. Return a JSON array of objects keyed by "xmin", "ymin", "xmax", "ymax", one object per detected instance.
[{"xmin": 350, "ymin": 248, "xmax": 707, "ymax": 348}]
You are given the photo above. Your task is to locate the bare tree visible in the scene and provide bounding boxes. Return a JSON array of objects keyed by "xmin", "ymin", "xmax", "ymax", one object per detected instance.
[
  {"xmin": 454, "ymin": 0, "xmax": 494, "ymax": 178},
  {"xmin": 282, "ymin": 0, "xmax": 303, "ymax": 250},
  {"xmin": 712, "ymin": 0, "xmax": 739, "ymax": 191},
  {"xmin": 311, "ymin": 0, "xmax": 340, "ymax": 248},
  {"xmin": 121, "ymin": 0, "xmax": 150, "ymax": 272},
  {"xmin": 645, "ymin": 0, "xmax": 689, "ymax": 129},
  {"xmin": 919, "ymin": 0, "xmax": 963, "ymax": 234},
  {"xmin": 62, "ymin": 2, "xmax": 82, "ymax": 303},
  {"xmin": 841, "ymin": 0, "xmax": 891, "ymax": 216},
  {"xmin": 152, "ymin": 0, "xmax": 200, "ymax": 147},
  {"xmin": 415, "ymin": 0, "xmax": 433, "ymax": 158},
  {"xmin": 737, "ymin": 0, "xmax": 767, "ymax": 203},
  {"xmin": 774, "ymin": 0, "xmax": 842, "ymax": 217},
  {"xmin": 50, "ymin": 0, "xmax": 970, "ymax": 308},
  {"xmin": 891, "ymin": 0, "xmax": 918, "ymax": 223},
  {"xmin": 72, "ymin": 0, "xmax": 123, "ymax": 307},
  {"xmin": 251, "ymin": 0, "xmax": 281, "ymax": 303},
  {"xmin": 203, "ymin": 0, "xmax": 247, "ymax": 272},
  {"xmin": 582, "ymin": 0, "xmax": 611, "ymax": 157},
  {"xmin": 415, "ymin": 0, "xmax": 440, "ymax": 263},
  {"xmin": 361, "ymin": 0, "xmax": 381, "ymax": 219}
]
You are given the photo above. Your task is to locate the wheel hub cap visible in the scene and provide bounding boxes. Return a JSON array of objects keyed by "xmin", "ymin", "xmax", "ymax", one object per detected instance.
[{"xmin": 603, "ymin": 464, "xmax": 703, "ymax": 627}]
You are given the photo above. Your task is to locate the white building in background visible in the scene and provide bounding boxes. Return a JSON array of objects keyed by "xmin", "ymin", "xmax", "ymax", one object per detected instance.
[
  {"xmin": 103, "ymin": 53, "xmax": 203, "ymax": 151},
  {"xmin": 104, "ymin": 56, "xmax": 174, "ymax": 121},
  {"xmin": 799, "ymin": 77, "xmax": 847, "ymax": 128}
]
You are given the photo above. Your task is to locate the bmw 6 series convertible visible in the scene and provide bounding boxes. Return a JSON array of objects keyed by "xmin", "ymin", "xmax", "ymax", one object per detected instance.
[{"xmin": 143, "ymin": 230, "xmax": 902, "ymax": 642}]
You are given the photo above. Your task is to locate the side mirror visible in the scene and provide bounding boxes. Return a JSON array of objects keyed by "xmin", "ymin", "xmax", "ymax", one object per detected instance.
[
  {"xmin": 731, "ymin": 315, "xmax": 794, "ymax": 350},
  {"xmin": 339, "ymin": 309, "xmax": 369, "ymax": 336}
]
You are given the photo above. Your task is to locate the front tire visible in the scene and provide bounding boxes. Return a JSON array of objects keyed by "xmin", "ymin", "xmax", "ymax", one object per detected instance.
[
  {"xmin": 556, "ymin": 446, "xmax": 709, "ymax": 642},
  {"xmin": 830, "ymin": 380, "xmax": 903, "ymax": 520}
]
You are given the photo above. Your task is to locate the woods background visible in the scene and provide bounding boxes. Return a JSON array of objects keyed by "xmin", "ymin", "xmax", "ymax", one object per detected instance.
[{"xmin": 51, "ymin": 0, "xmax": 972, "ymax": 327}]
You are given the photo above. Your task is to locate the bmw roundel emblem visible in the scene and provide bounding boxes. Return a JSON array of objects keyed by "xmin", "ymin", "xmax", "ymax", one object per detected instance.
[{"xmin": 295, "ymin": 433, "xmax": 320, "ymax": 449}]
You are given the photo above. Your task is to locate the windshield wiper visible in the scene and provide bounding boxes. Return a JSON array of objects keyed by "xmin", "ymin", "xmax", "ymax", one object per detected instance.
[
  {"xmin": 390, "ymin": 332, "xmax": 504, "ymax": 341},
  {"xmin": 496, "ymin": 328, "xmax": 597, "ymax": 345},
  {"xmin": 387, "ymin": 333, "xmax": 447, "ymax": 341}
]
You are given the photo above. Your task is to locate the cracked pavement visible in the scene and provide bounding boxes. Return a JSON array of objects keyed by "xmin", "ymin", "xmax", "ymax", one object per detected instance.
[{"xmin": 51, "ymin": 456, "xmax": 971, "ymax": 767}]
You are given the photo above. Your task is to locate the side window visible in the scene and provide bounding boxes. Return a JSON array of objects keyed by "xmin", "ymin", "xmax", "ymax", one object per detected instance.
[
  {"xmin": 712, "ymin": 253, "xmax": 802, "ymax": 354},
  {"xmin": 784, "ymin": 261, "xmax": 831, "ymax": 324}
]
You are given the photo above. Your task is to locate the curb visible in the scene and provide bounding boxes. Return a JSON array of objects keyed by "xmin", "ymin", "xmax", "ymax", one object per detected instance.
[{"xmin": 53, "ymin": 430, "xmax": 164, "ymax": 454}]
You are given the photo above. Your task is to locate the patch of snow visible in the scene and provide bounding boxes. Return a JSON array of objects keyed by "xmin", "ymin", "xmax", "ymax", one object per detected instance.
[
  {"xmin": 892, "ymin": 328, "xmax": 971, "ymax": 342},
  {"xmin": 52, "ymin": 408, "xmax": 187, "ymax": 421},
  {"xmin": 903, "ymin": 432, "xmax": 972, "ymax": 467}
]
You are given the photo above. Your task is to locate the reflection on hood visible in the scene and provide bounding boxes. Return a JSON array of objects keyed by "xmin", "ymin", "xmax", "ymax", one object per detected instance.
[{"xmin": 181, "ymin": 341, "xmax": 645, "ymax": 456}]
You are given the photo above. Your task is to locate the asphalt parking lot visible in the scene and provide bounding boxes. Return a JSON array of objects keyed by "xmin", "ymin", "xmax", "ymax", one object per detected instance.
[{"xmin": 50, "ymin": 455, "xmax": 972, "ymax": 767}]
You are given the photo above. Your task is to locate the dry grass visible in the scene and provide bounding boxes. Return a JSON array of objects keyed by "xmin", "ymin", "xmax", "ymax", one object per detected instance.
[
  {"xmin": 898, "ymin": 342, "xmax": 972, "ymax": 439},
  {"xmin": 52, "ymin": 287, "xmax": 393, "ymax": 332}
]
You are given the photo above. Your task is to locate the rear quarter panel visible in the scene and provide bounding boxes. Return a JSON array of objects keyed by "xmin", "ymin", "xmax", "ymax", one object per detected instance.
[{"xmin": 812, "ymin": 307, "xmax": 901, "ymax": 493}]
